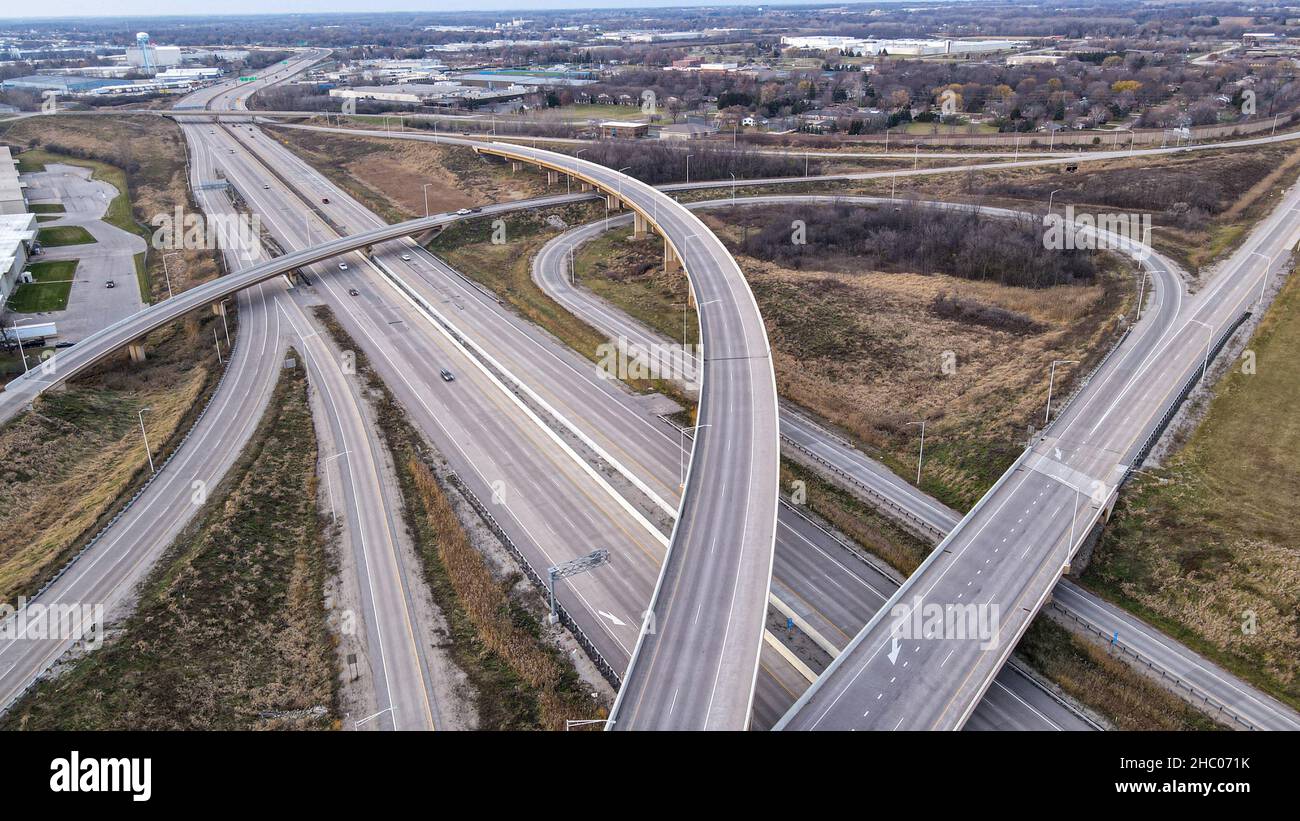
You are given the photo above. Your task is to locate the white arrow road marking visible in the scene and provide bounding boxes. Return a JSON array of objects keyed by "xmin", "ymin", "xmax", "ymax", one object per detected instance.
[
  {"xmin": 598, "ymin": 610, "xmax": 627, "ymax": 627},
  {"xmin": 887, "ymin": 636, "xmax": 901, "ymax": 665}
]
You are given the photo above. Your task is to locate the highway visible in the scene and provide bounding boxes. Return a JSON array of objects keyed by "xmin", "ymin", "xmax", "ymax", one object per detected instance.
[
  {"xmin": 777, "ymin": 174, "xmax": 1300, "ymax": 729},
  {"xmin": 9, "ymin": 65, "xmax": 1298, "ymax": 730},
  {"xmin": 232, "ymin": 123, "xmax": 1084, "ymax": 729},
  {"xmin": 460, "ymin": 142, "xmax": 780, "ymax": 730},
  {"xmin": 531, "ymin": 194, "xmax": 1300, "ymax": 730},
  {"xmin": 1, "ymin": 55, "xmax": 451, "ymax": 730}
]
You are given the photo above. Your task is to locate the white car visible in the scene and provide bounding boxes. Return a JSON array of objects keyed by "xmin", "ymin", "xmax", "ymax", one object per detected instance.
[
  {"xmin": 455, "ymin": 208, "xmax": 472, "ymax": 216},
  {"xmin": 338, "ymin": 262, "xmax": 348, "ymax": 271},
  {"xmin": 401, "ymin": 254, "xmax": 411, "ymax": 261}
]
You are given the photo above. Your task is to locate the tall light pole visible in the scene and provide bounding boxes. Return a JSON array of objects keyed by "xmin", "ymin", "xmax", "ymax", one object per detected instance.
[
  {"xmin": 322, "ymin": 451, "xmax": 349, "ymax": 523},
  {"xmin": 1251, "ymin": 250, "xmax": 1279, "ymax": 305},
  {"xmin": 161, "ymin": 252, "xmax": 180, "ymax": 299},
  {"xmin": 1045, "ymin": 359, "xmax": 1079, "ymax": 425},
  {"xmin": 138, "ymin": 407, "xmax": 155, "ymax": 474},
  {"xmin": 685, "ymin": 153, "xmax": 693, "ymax": 184},
  {"xmin": 1047, "ymin": 188, "xmax": 1063, "ymax": 215},
  {"xmin": 730, "ymin": 172, "xmax": 736, "ymax": 203},
  {"xmin": 1187, "ymin": 318, "xmax": 1214, "ymax": 378},
  {"xmin": 214, "ymin": 326, "xmax": 222, "ymax": 364},
  {"xmin": 219, "ymin": 298, "xmax": 232, "ymax": 347},
  {"xmin": 9, "ymin": 318, "xmax": 41, "ymax": 374},
  {"xmin": 906, "ymin": 419, "xmax": 926, "ymax": 486},
  {"xmin": 422, "ymin": 182, "xmax": 433, "ymax": 218}
]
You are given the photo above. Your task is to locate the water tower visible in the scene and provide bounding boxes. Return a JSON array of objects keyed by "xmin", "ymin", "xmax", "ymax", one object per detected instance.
[{"xmin": 136, "ymin": 32, "xmax": 153, "ymax": 73}]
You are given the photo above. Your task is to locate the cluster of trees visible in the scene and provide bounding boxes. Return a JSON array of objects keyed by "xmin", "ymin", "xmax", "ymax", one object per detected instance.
[
  {"xmin": 579, "ymin": 141, "xmax": 813, "ymax": 185},
  {"xmin": 738, "ymin": 202, "xmax": 1098, "ymax": 289}
]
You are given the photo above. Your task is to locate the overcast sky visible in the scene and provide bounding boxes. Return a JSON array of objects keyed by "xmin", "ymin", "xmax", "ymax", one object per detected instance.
[{"xmin": 4, "ymin": 0, "xmax": 832, "ymax": 21}]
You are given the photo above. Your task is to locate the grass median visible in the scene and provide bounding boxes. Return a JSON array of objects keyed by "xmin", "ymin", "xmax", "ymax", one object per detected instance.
[{"xmin": 2, "ymin": 349, "xmax": 338, "ymax": 730}]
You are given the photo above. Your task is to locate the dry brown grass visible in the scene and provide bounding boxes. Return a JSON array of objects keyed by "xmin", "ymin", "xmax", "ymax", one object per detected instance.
[
  {"xmin": 2, "ymin": 354, "xmax": 337, "ymax": 730},
  {"xmin": 266, "ymin": 124, "xmax": 545, "ymax": 223},
  {"xmin": 1084, "ymin": 265, "xmax": 1300, "ymax": 710},
  {"xmin": 0, "ymin": 315, "xmax": 221, "ymax": 607},
  {"xmin": 1017, "ymin": 618, "xmax": 1221, "ymax": 730},
  {"xmin": 408, "ymin": 459, "xmax": 595, "ymax": 730}
]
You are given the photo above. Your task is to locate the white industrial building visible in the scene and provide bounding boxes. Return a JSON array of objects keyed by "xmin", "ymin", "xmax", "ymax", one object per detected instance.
[
  {"xmin": 781, "ymin": 36, "xmax": 1027, "ymax": 57},
  {"xmin": 0, "ymin": 213, "xmax": 39, "ymax": 315},
  {"xmin": 0, "ymin": 146, "xmax": 27, "ymax": 216}
]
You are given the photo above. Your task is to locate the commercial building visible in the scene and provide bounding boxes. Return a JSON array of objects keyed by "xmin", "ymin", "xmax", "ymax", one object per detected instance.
[
  {"xmin": 0, "ymin": 213, "xmax": 38, "ymax": 314},
  {"xmin": 0, "ymin": 74, "xmax": 122, "ymax": 94},
  {"xmin": 0, "ymin": 147, "xmax": 28, "ymax": 216},
  {"xmin": 600, "ymin": 121, "xmax": 650, "ymax": 138},
  {"xmin": 780, "ymin": 35, "xmax": 1027, "ymax": 57},
  {"xmin": 329, "ymin": 82, "xmax": 530, "ymax": 107}
]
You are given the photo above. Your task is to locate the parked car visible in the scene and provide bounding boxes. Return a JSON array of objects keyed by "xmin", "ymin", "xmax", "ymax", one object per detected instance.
[{"xmin": 439, "ymin": 368, "xmax": 455, "ymax": 382}]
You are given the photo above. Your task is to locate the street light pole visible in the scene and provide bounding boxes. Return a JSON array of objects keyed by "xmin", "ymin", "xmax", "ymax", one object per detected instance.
[
  {"xmin": 161, "ymin": 252, "xmax": 177, "ymax": 299},
  {"xmin": 1047, "ymin": 188, "xmax": 1063, "ymax": 215},
  {"xmin": 685, "ymin": 153, "xmax": 692, "ymax": 184},
  {"xmin": 906, "ymin": 419, "xmax": 926, "ymax": 486},
  {"xmin": 422, "ymin": 182, "xmax": 433, "ymax": 218},
  {"xmin": 219, "ymin": 298, "xmax": 232, "ymax": 347},
  {"xmin": 1188, "ymin": 319, "xmax": 1214, "ymax": 378},
  {"xmin": 138, "ymin": 407, "xmax": 155, "ymax": 474},
  {"xmin": 1045, "ymin": 359, "xmax": 1079, "ymax": 425},
  {"xmin": 322, "ymin": 451, "xmax": 349, "ymax": 523}
]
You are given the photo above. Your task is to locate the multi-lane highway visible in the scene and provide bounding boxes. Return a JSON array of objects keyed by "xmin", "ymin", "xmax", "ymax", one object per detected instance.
[
  {"xmin": 778, "ymin": 175, "xmax": 1300, "ymax": 730},
  {"xmin": 9, "ymin": 59, "xmax": 1298, "ymax": 731},
  {"xmin": 529, "ymin": 195, "xmax": 1300, "ymax": 730}
]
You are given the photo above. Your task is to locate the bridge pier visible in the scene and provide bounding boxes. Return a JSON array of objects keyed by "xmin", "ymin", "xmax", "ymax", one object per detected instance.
[
  {"xmin": 211, "ymin": 301, "xmax": 226, "ymax": 317},
  {"xmin": 633, "ymin": 212, "xmax": 648, "ymax": 239},
  {"xmin": 579, "ymin": 181, "xmax": 593, "ymax": 192},
  {"xmin": 127, "ymin": 340, "xmax": 147, "ymax": 364},
  {"xmin": 510, "ymin": 160, "xmax": 524, "ymax": 173},
  {"xmin": 605, "ymin": 194, "xmax": 623, "ymax": 211},
  {"xmin": 546, "ymin": 170, "xmax": 559, "ymax": 185},
  {"xmin": 664, "ymin": 238, "xmax": 682, "ymax": 274}
]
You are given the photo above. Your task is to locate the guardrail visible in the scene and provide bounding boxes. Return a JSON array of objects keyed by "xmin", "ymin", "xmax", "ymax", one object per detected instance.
[
  {"xmin": 1, "ymin": 323, "xmax": 242, "ymax": 716},
  {"xmin": 781, "ymin": 435, "xmax": 945, "ymax": 543},
  {"xmin": 442, "ymin": 472, "xmax": 622, "ymax": 690},
  {"xmin": 1125, "ymin": 310, "xmax": 1251, "ymax": 481},
  {"xmin": 1049, "ymin": 602, "xmax": 1255, "ymax": 730}
]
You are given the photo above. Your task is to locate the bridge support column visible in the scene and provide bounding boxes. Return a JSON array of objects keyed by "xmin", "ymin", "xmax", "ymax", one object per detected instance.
[
  {"xmin": 605, "ymin": 194, "xmax": 622, "ymax": 211},
  {"xmin": 664, "ymin": 238, "xmax": 682, "ymax": 274},
  {"xmin": 579, "ymin": 181, "xmax": 593, "ymax": 192},
  {"xmin": 127, "ymin": 340, "xmax": 147, "ymax": 364},
  {"xmin": 546, "ymin": 170, "xmax": 559, "ymax": 185},
  {"xmin": 510, "ymin": 161, "xmax": 524, "ymax": 173},
  {"xmin": 211, "ymin": 301, "xmax": 226, "ymax": 317},
  {"xmin": 633, "ymin": 212, "xmax": 648, "ymax": 239}
]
